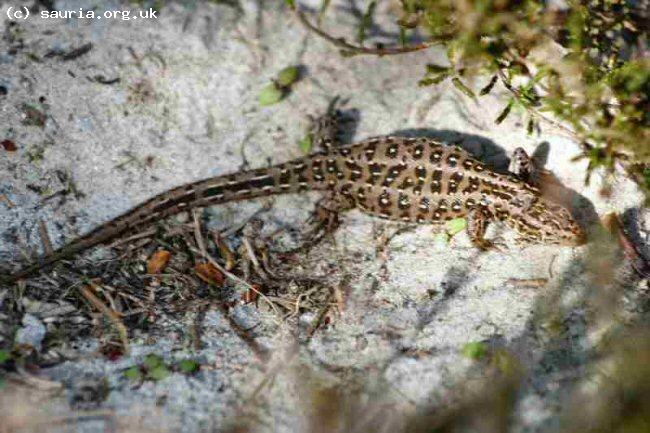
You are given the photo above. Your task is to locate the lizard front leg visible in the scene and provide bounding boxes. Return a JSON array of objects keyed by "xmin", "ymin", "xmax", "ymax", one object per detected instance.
[
  {"xmin": 508, "ymin": 147, "xmax": 537, "ymax": 185},
  {"xmin": 308, "ymin": 106, "xmax": 342, "ymax": 151},
  {"xmin": 308, "ymin": 97, "xmax": 360, "ymax": 151},
  {"xmin": 467, "ymin": 208, "xmax": 500, "ymax": 251}
]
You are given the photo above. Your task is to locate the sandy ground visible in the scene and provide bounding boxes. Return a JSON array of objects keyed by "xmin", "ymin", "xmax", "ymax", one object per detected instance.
[{"xmin": 0, "ymin": 1, "xmax": 647, "ymax": 432}]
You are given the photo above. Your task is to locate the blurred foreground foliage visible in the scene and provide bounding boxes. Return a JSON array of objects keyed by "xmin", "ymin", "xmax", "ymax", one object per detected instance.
[{"xmin": 290, "ymin": 0, "xmax": 649, "ymax": 197}]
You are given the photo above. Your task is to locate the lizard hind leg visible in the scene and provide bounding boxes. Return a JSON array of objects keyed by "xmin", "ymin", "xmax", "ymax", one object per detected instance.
[{"xmin": 304, "ymin": 192, "xmax": 355, "ymax": 242}]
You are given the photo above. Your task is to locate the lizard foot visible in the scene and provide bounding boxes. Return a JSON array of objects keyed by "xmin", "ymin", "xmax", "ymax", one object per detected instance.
[
  {"xmin": 307, "ymin": 97, "xmax": 358, "ymax": 151},
  {"xmin": 467, "ymin": 208, "xmax": 507, "ymax": 253},
  {"xmin": 473, "ymin": 237, "xmax": 507, "ymax": 253},
  {"xmin": 304, "ymin": 203, "xmax": 342, "ymax": 241},
  {"xmin": 308, "ymin": 110, "xmax": 342, "ymax": 151},
  {"xmin": 508, "ymin": 147, "xmax": 543, "ymax": 186},
  {"xmin": 301, "ymin": 192, "xmax": 354, "ymax": 246}
]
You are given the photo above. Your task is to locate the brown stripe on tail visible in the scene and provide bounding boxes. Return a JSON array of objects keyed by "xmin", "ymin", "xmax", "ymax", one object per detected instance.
[{"xmin": 4, "ymin": 154, "xmax": 328, "ymax": 283}]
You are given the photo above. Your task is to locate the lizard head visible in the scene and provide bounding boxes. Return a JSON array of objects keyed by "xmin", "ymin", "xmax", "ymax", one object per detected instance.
[{"xmin": 514, "ymin": 198, "xmax": 587, "ymax": 246}]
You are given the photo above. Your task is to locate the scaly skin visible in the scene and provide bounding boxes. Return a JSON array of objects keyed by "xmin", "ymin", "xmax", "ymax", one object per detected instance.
[{"xmin": 2, "ymin": 136, "xmax": 586, "ymax": 283}]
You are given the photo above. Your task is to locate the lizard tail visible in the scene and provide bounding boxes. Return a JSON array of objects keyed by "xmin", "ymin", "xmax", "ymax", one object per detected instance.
[{"xmin": 3, "ymin": 154, "xmax": 331, "ymax": 283}]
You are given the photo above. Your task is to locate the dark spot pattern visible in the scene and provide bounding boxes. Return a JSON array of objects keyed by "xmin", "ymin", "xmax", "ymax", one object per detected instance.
[
  {"xmin": 398, "ymin": 193, "xmax": 410, "ymax": 210},
  {"xmin": 430, "ymin": 170, "xmax": 443, "ymax": 194},
  {"xmin": 411, "ymin": 144, "xmax": 424, "ymax": 159},
  {"xmin": 378, "ymin": 190, "xmax": 392, "ymax": 208},
  {"xmin": 382, "ymin": 164, "xmax": 407, "ymax": 187}
]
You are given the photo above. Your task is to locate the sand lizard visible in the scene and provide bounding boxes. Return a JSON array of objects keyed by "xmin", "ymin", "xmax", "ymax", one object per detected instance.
[{"xmin": 2, "ymin": 134, "xmax": 586, "ymax": 283}]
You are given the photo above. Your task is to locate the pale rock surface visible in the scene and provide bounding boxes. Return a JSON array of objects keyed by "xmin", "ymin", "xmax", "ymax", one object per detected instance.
[{"xmin": 0, "ymin": 1, "xmax": 646, "ymax": 432}]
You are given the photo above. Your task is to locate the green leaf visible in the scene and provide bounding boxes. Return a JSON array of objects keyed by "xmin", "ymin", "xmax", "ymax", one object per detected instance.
[
  {"xmin": 425, "ymin": 64, "xmax": 450, "ymax": 74},
  {"xmin": 479, "ymin": 75, "xmax": 498, "ymax": 95},
  {"xmin": 495, "ymin": 100, "xmax": 514, "ymax": 124},
  {"xmin": 445, "ymin": 218, "xmax": 467, "ymax": 236},
  {"xmin": 517, "ymin": 85, "xmax": 539, "ymax": 107},
  {"xmin": 144, "ymin": 353, "xmax": 165, "ymax": 370},
  {"xmin": 284, "ymin": 0, "xmax": 295, "ymax": 8},
  {"xmin": 299, "ymin": 135, "xmax": 313, "ymax": 154},
  {"xmin": 357, "ymin": 1, "xmax": 377, "ymax": 44},
  {"xmin": 461, "ymin": 342, "xmax": 488, "ymax": 360},
  {"xmin": 277, "ymin": 66, "xmax": 300, "ymax": 88},
  {"xmin": 527, "ymin": 118, "xmax": 535, "ymax": 135},
  {"xmin": 259, "ymin": 83, "xmax": 284, "ymax": 106},
  {"xmin": 148, "ymin": 365, "xmax": 170, "ymax": 381},
  {"xmin": 124, "ymin": 366, "xmax": 142, "ymax": 381},
  {"xmin": 418, "ymin": 72, "xmax": 449, "ymax": 86},
  {"xmin": 452, "ymin": 78, "xmax": 476, "ymax": 99},
  {"xmin": 0, "ymin": 350, "xmax": 11, "ymax": 364},
  {"xmin": 179, "ymin": 359, "xmax": 200, "ymax": 374}
]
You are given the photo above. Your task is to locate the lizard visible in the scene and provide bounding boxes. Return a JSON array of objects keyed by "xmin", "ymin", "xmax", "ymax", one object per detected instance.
[{"xmin": 1, "ymin": 118, "xmax": 586, "ymax": 284}]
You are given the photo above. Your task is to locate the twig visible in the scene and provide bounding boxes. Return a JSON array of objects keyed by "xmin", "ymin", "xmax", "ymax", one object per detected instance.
[
  {"xmin": 292, "ymin": 9, "xmax": 437, "ymax": 56},
  {"xmin": 307, "ymin": 292, "xmax": 332, "ymax": 337},
  {"xmin": 0, "ymin": 193, "xmax": 14, "ymax": 208},
  {"xmin": 192, "ymin": 210, "xmax": 207, "ymax": 258},
  {"xmin": 219, "ymin": 203, "xmax": 274, "ymax": 238},
  {"xmin": 286, "ymin": 286, "xmax": 317, "ymax": 320},
  {"xmin": 333, "ymin": 275, "xmax": 348, "ymax": 313},
  {"xmin": 9, "ymin": 365, "xmax": 64, "ymax": 392},
  {"xmin": 38, "ymin": 219, "xmax": 54, "ymax": 256},
  {"xmin": 102, "ymin": 283, "xmax": 148, "ymax": 310},
  {"xmin": 213, "ymin": 232, "xmax": 237, "ymax": 271},
  {"xmin": 109, "ymin": 227, "xmax": 157, "ymax": 246},
  {"xmin": 506, "ymin": 278, "xmax": 549, "ymax": 288},
  {"xmin": 186, "ymin": 245, "xmax": 282, "ymax": 319},
  {"xmin": 496, "ymin": 68, "xmax": 582, "ymax": 142},
  {"xmin": 192, "ymin": 306, "xmax": 207, "ymax": 351},
  {"xmin": 497, "ymin": 65, "xmax": 634, "ymax": 164},
  {"xmin": 78, "ymin": 283, "xmax": 130, "ymax": 355},
  {"xmin": 242, "ymin": 237, "xmax": 269, "ymax": 280},
  {"xmin": 92, "ymin": 282, "xmax": 121, "ymax": 312},
  {"xmin": 21, "ymin": 410, "xmax": 117, "ymax": 427}
]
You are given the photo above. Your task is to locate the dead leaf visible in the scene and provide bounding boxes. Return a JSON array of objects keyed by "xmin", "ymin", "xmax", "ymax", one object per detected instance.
[
  {"xmin": 1, "ymin": 139, "xmax": 17, "ymax": 152},
  {"xmin": 195, "ymin": 262, "xmax": 225, "ymax": 286},
  {"xmin": 214, "ymin": 234, "xmax": 237, "ymax": 271},
  {"xmin": 242, "ymin": 285, "xmax": 261, "ymax": 303},
  {"xmin": 147, "ymin": 250, "xmax": 171, "ymax": 274}
]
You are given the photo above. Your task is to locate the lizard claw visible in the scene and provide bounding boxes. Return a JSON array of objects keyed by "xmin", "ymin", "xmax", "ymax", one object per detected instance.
[{"xmin": 473, "ymin": 237, "xmax": 507, "ymax": 253}]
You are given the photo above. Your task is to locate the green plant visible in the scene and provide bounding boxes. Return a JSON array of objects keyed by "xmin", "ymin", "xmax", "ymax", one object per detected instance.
[{"xmin": 288, "ymin": 0, "xmax": 649, "ymax": 198}]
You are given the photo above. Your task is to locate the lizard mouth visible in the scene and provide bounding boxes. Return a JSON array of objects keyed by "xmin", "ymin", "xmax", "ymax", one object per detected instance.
[{"xmin": 563, "ymin": 230, "xmax": 587, "ymax": 246}]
